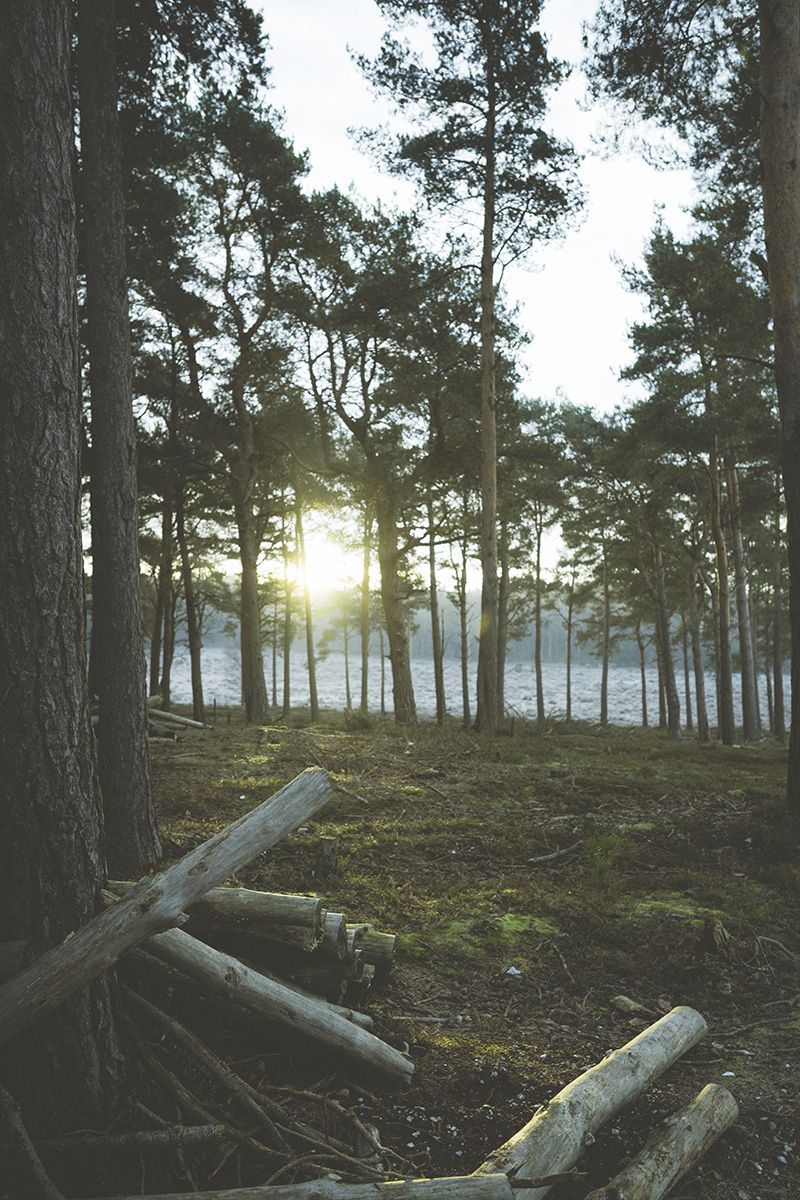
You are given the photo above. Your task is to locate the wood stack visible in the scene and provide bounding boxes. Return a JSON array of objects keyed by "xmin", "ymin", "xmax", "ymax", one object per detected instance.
[{"xmin": 107, "ymin": 882, "xmax": 397, "ymax": 1010}]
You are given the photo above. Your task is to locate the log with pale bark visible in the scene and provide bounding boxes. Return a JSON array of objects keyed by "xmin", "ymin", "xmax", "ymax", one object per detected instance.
[
  {"xmin": 149, "ymin": 708, "xmax": 206, "ymax": 730},
  {"xmin": 0, "ymin": 768, "xmax": 331, "ymax": 1048},
  {"xmin": 474, "ymin": 1006, "xmax": 708, "ymax": 1199},
  {"xmin": 142, "ymin": 927, "xmax": 413, "ymax": 1087},
  {"xmin": 86, "ymin": 1174, "xmax": 517, "ymax": 1200},
  {"xmin": 109, "ymin": 882, "xmax": 326, "ymax": 951},
  {"xmin": 583, "ymin": 1083, "xmax": 738, "ymax": 1200}
]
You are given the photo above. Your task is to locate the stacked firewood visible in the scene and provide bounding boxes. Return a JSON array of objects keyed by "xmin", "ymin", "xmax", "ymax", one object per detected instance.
[{"xmin": 107, "ymin": 880, "xmax": 397, "ymax": 1013}]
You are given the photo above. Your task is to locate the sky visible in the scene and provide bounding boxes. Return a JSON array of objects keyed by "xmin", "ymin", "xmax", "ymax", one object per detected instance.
[{"xmin": 253, "ymin": 0, "xmax": 698, "ymax": 415}]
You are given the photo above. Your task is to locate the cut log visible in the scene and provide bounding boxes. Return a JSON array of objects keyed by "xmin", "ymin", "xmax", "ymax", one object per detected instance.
[
  {"xmin": 0, "ymin": 768, "xmax": 330, "ymax": 1048},
  {"xmin": 85, "ymin": 1174, "xmax": 516, "ymax": 1200},
  {"xmin": 109, "ymin": 882, "xmax": 325, "ymax": 950},
  {"xmin": 6, "ymin": 1124, "xmax": 230, "ymax": 1157},
  {"xmin": 143, "ymin": 927, "xmax": 413, "ymax": 1087},
  {"xmin": 321, "ymin": 912, "xmax": 348, "ymax": 960},
  {"xmin": 583, "ymin": 1083, "xmax": 738, "ymax": 1200},
  {"xmin": 475, "ymin": 1006, "xmax": 708, "ymax": 1199},
  {"xmin": 358, "ymin": 930, "xmax": 397, "ymax": 974},
  {"xmin": 149, "ymin": 708, "xmax": 206, "ymax": 730}
]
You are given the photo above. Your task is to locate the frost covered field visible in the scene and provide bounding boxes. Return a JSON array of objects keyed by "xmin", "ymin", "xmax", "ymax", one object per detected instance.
[{"xmin": 168, "ymin": 643, "xmax": 786, "ymax": 728}]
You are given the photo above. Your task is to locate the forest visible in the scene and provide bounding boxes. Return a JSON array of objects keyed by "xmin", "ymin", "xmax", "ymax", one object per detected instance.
[{"xmin": 0, "ymin": 2, "xmax": 798, "ymax": 1199}]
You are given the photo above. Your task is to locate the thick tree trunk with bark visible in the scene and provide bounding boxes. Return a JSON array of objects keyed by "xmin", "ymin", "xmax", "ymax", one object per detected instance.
[
  {"xmin": 0, "ymin": 0, "xmax": 122, "ymax": 1127},
  {"xmin": 681, "ymin": 612, "xmax": 694, "ymax": 731},
  {"xmin": 149, "ymin": 568, "xmax": 163, "ymax": 698},
  {"xmin": 428, "ymin": 497, "xmax": 446, "ymax": 725},
  {"xmin": 760, "ymin": 0, "xmax": 800, "ymax": 805},
  {"xmin": 157, "ymin": 496, "xmax": 175, "ymax": 709},
  {"xmin": 375, "ymin": 493, "xmax": 417, "ymax": 724},
  {"xmin": 175, "ymin": 493, "xmax": 205, "ymax": 723},
  {"xmin": 77, "ymin": 0, "xmax": 159, "ymax": 877},
  {"xmin": 600, "ymin": 547, "xmax": 610, "ymax": 726},
  {"xmin": 476, "ymin": 33, "xmax": 499, "ymax": 732},
  {"xmin": 654, "ymin": 546, "xmax": 681, "ymax": 738},
  {"xmin": 709, "ymin": 444, "xmax": 736, "ymax": 743}
]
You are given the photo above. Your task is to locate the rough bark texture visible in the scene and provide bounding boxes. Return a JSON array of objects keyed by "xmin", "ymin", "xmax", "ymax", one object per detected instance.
[
  {"xmin": 0, "ymin": 0, "xmax": 122, "ymax": 1128},
  {"xmin": 687, "ymin": 566, "xmax": 710, "ymax": 743},
  {"xmin": 88, "ymin": 1176, "xmax": 515, "ymax": 1200},
  {"xmin": 237, "ymin": 505, "xmax": 271, "ymax": 724},
  {"xmin": 428, "ymin": 498, "xmax": 446, "ymax": 726},
  {"xmin": 77, "ymin": 0, "xmax": 160, "ymax": 876},
  {"xmin": 759, "ymin": 2, "xmax": 800, "ymax": 802},
  {"xmin": 772, "ymin": 480, "xmax": 786, "ymax": 737}
]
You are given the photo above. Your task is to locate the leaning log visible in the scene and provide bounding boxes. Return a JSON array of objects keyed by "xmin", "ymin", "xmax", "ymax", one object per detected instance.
[
  {"xmin": 584, "ymin": 1083, "xmax": 738, "ymax": 1200},
  {"xmin": 86, "ymin": 1175, "xmax": 516, "ymax": 1200},
  {"xmin": 0, "ymin": 768, "xmax": 330, "ymax": 1048},
  {"xmin": 143, "ymin": 927, "xmax": 414, "ymax": 1087},
  {"xmin": 475, "ymin": 1006, "xmax": 708, "ymax": 1199}
]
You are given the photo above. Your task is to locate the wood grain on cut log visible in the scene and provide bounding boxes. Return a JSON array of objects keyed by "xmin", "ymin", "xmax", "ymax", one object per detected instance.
[
  {"xmin": 109, "ymin": 882, "xmax": 325, "ymax": 950},
  {"xmin": 584, "ymin": 1083, "xmax": 738, "ymax": 1200},
  {"xmin": 143, "ymin": 927, "xmax": 414, "ymax": 1087},
  {"xmin": 475, "ymin": 1006, "xmax": 708, "ymax": 1200},
  {"xmin": 86, "ymin": 1174, "xmax": 516, "ymax": 1200},
  {"xmin": 0, "ymin": 768, "xmax": 330, "ymax": 1048}
]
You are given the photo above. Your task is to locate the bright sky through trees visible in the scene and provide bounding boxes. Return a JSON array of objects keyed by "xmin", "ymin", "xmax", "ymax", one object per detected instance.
[{"xmin": 255, "ymin": 0, "xmax": 696, "ymax": 414}]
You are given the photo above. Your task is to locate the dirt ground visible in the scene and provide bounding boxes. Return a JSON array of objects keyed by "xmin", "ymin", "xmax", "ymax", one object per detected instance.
[{"xmin": 150, "ymin": 709, "xmax": 800, "ymax": 1200}]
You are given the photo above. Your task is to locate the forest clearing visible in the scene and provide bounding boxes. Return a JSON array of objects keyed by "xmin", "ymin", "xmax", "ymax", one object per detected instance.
[{"xmin": 106, "ymin": 712, "xmax": 796, "ymax": 1200}]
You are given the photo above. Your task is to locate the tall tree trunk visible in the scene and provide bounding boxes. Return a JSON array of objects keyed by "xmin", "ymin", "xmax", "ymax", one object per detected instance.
[
  {"xmin": 0, "ymin": 0, "xmax": 122, "ymax": 1127},
  {"xmin": 149, "ymin": 567, "xmax": 163, "ymax": 698},
  {"xmin": 565, "ymin": 594, "xmax": 574, "ymax": 721},
  {"xmin": 379, "ymin": 624, "xmax": 387, "ymax": 717},
  {"xmin": 360, "ymin": 507, "xmax": 371, "ymax": 713},
  {"xmin": 272, "ymin": 597, "xmax": 279, "ymax": 709},
  {"xmin": 77, "ymin": 0, "xmax": 158, "ymax": 877},
  {"xmin": 636, "ymin": 620, "xmax": 648, "ymax": 728},
  {"xmin": 765, "ymin": 638, "xmax": 775, "ymax": 734},
  {"xmin": 344, "ymin": 622, "xmax": 352, "ymax": 711},
  {"xmin": 158, "ymin": 499, "xmax": 175, "ymax": 711},
  {"xmin": 759, "ymin": 0, "xmax": 800, "ymax": 805},
  {"xmin": 534, "ymin": 521, "xmax": 545, "ymax": 726},
  {"xmin": 428, "ymin": 496, "xmax": 445, "ymax": 725},
  {"xmin": 681, "ymin": 611, "xmax": 694, "ymax": 731},
  {"xmin": 656, "ymin": 638, "xmax": 667, "ymax": 730},
  {"xmin": 688, "ymin": 565, "xmax": 710, "ymax": 743},
  {"xmin": 237, "ymin": 504, "xmax": 270, "ymax": 724},
  {"xmin": 751, "ymin": 591, "xmax": 763, "ymax": 730},
  {"xmin": 475, "ymin": 30, "xmax": 499, "ymax": 733},
  {"xmin": 175, "ymin": 492, "xmax": 204, "ymax": 723},
  {"xmin": 726, "ymin": 461, "xmax": 759, "ymax": 739},
  {"xmin": 296, "ymin": 503, "xmax": 319, "ymax": 723},
  {"xmin": 497, "ymin": 519, "xmax": 509, "ymax": 716},
  {"xmin": 600, "ymin": 546, "xmax": 610, "ymax": 726},
  {"xmin": 457, "ymin": 548, "xmax": 471, "ymax": 729},
  {"xmin": 707, "ymin": 437, "xmax": 736, "ymax": 743},
  {"xmin": 772, "ymin": 478, "xmax": 786, "ymax": 738},
  {"xmin": 653, "ymin": 545, "xmax": 681, "ymax": 738},
  {"xmin": 282, "ymin": 531, "xmax": 294, "ymax": 719},
  {"xmin": 375, "ymin": 492, "xmax": 417, "ymax": 724}
]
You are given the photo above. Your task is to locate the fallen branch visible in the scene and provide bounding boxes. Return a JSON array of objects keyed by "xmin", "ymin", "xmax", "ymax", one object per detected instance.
[
  {"xmin": 5, "ymin": 1124, "xmax": 230, "ymax": 1157},
  {"xmin": 475, "ymin": 1006, "xmax": 708, "ymax": 1199},
  {"xmin": 584, "ymin": 1083, "xmax": 738, "ymax": 1200},
  {"xmin": 143, "ymin": 927, "xmax": 414, "ymax": 1087},
  {"xmin": 526, "ymin": 842, "xmax": 581, "ymax": 866},
  {"xmin": 149, "ymin": 709, "xmax": 206, "ymax": 730},
  {"xmin": 0, "ymin": 768, "xmax": 330, "ymax": 1048},
  {"xmin": 85, "ymin": 1173, "xmax": 516, "ymax": 1200}
]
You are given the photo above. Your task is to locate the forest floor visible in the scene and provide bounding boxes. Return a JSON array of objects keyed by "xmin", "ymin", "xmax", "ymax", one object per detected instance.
[{"xmin": 150, "ymin": 710, "xmax": 800, "ymax": 1200}]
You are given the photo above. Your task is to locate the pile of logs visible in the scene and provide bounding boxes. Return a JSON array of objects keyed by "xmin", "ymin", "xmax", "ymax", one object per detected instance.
[
  {"xmin": 147, "ymin": 695, "xmax": 206, "ymax": 740},
  {"xmin": 0, "ymin": 766, "xmax": 738, "ymax": 1200}
]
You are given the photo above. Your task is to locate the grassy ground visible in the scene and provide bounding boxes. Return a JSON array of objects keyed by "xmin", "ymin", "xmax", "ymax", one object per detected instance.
[{"xmin": 151, "ymin": 710, "xmax": 800, "ymax": 1199}]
